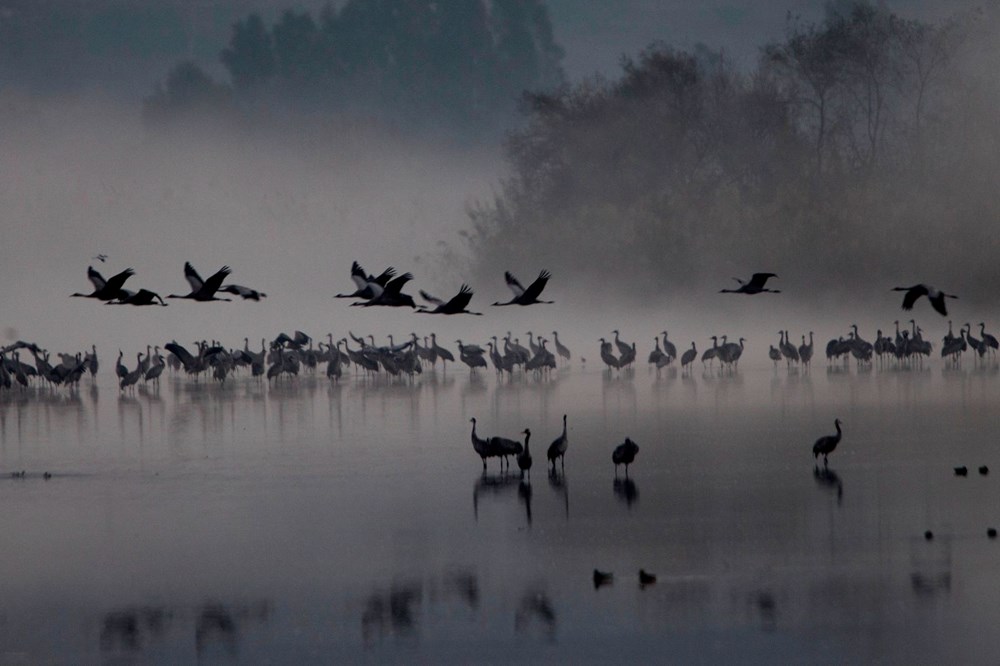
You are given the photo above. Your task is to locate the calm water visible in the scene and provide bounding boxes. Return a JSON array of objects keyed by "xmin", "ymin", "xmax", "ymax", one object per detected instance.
[{"xmin": 1, "ymin": 360, "xmax": 999, "ymax": 663}]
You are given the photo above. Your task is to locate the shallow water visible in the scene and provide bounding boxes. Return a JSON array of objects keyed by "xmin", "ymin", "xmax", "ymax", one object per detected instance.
[{"xmin": 1, "ymin": 359, "xmax": 999, "ymax": 663}]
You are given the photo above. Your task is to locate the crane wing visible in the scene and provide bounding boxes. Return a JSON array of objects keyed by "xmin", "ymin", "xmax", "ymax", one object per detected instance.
[
  {"xmin": 504, "ymin": 271, "xmax": 525, "ymax": 297},
  {"xmin": 220, "ymin": 284, "xmax": 265, "ymax": 300},
  {"xmin": 374, "ymin": 266, "xmax": 397, "ymax": 287},
  {"xmin": 522, "ymin": 270, "xmax": 551, "ymax": 301},
  {"xmin": 444, "ymin": 284, "xmax": 474, "ymax": 311},
  {"xmin": 747, "ymin": 273, "xmax": 776, "ymax": 289},
  {"xmin": 385, "ymin": 273, "xmax": 413, "ymax": 295},
  {"xmin": 201, "ymin": 266, "xmax": 231, "ymax": 295},
  {"xmin": 293, "ymin": 331, "xmax": 311, "ymax": 346},
  {"xmin": 350, "ymin": 261, "xmax": 369, "ymax": 290},
  {"xmin": 164, "ymin": 342, "xmax": 196, "ymax": 368},
  {"xmin": 183, "ymin": 262, "xmax": 205, "ymax": 292},
  {"xmin": 104, "ymin": 267, "xmax": 135, "ymax": 292},
  {"xmin": 930, "ymin": 294, "xmax": 949, "ymax": 316},
  {"xmin": 900, "ymin": 285, "xmax": 925, "ymax": 311},
  {"xmin": 87, "ymin": 266, "xmax": 107, "ymax": 290},
  {"xmin": 420, "ymin": 290, "xmax": 445, "ymax": 306}
]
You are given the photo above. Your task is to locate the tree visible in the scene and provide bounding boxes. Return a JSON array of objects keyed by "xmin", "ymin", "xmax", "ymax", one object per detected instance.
[
  {"xmin": 142, "ymin": 61, "xmax": 231, "ymax": 126},
  {"xmin": 220, "ymin": 14, "xmax": 275, "ymax": 92}
]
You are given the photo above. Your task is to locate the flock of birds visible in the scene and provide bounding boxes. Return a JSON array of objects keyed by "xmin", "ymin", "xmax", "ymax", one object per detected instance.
[
  {"xmin": 3, "ymin": 262, "xmax": 989, "ymax": 474},
  {"xmin": 69, "ymin": 263, "xmax": 965, "ymax": 322},
  {"xmin": 3, "ymin": 309, "xmax": 998, "ymax": 393},
  {"xmin": 71, "ymin": 260, "xmax": 553, "ymax": 312}
]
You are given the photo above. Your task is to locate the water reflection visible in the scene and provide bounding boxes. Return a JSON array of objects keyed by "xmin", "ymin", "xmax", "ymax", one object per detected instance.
[
  {"xmin": 195, "ymin": 602, "xmax": 238, "ymax": 657},
  {"xmin": 813, "ymin": 466, "xmax": 843, "ymax": 505},
  {"xmin": 473, "ymin": 472, "xmax": 531, "ymax": 526},
  {"xmin": 100, "ymin": 606, "xmax": 172, "ymax": 652},
  {"xmin": 514, "ymin": 588, "xmax": 556, "ymax": 640},
  {"xmin": 98, "ymin": 601, "xmax": 269, "ymax": 658},
  {"xmin": 518, "ymin": 480, "xmax": 533, "ymax": 526},
  {"xmin": 444, "ymin": 569, "xmax": 479, "ymax": 610},
  {"xmin": 910, "ymin": 535, "xmax": 952, "ymax": 598},
  {"xmin": 613, "ymin": 477, "xmax": 639, "ymax": 508},
  {"xmin": 362, "ymin": 581, "xmax": 423, "ymax": 647},
  {"xmin": 547, "ymin": 468, "xmax": 570, "ymax": 520}
]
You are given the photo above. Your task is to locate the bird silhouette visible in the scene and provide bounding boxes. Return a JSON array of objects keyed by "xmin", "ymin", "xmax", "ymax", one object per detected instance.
[
  {"xmin": 493, "ymin": 270, "xmax": 553, "ymax": 306},
  {"xmin": 219, "ymin": 284, "xmax": 267, "ymax": 301},
  {"xmin": 352, "ymin": 272, "xmax": 417, "ymax": 308},
  {"xmin": 336, "ymin": 261, "xmax": 395, "ymax": 300},
  {"xmin": 417, "ymin": 284, "xmax": 482, "ymax": 315},
  {"xmin": 168, "ymin": 262, "xmax": 232, "ymax": 302},
  {"xmin": 892, "ymin": 284, "xmax": 957, "ymax": 316},
  {"xmin": 547, "ymin": 415, "xmax": 568, "ymax": 471},
  {"xmin": 812, "ymin": 418, "xmax": 843, "ymax": 465},
  {"xmin": 71, "ymin": 266, "xmax": 135, "ymax": 301},
  {"xmin": 719, "ymin": 273, "xmax": 780, "ymax": 294},
  {"xmin": 517, "ymin": 429, "xmax": 533, "ymax": 479},
  {"xmin": 612, "ymin": 438, "xmax": 639, "ymax": 476},
  {"xmin": 107, "ymin": 288, "xmax": 168, "ymax": 306}
]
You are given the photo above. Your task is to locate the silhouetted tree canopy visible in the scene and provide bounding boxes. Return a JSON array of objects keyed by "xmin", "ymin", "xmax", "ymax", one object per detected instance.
[
  {"xmin": 143, "ymin": 0, "xmax": 565, "ymax": 134},
  {"xmin": 142, "ymin": 62, "xmax": 232, "ymax": 126},
  {"xmin": 465, "ymin": 2, "xmax": 995, "ymax": 300}
]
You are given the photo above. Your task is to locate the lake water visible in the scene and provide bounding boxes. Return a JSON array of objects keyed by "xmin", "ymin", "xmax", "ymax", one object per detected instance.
[{"xmin": 1, "ymin": 358, "xmax": 999, "ymax": 663}]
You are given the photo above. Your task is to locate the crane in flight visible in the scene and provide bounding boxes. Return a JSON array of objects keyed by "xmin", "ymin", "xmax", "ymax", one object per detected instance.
[
  {"xmin": 493, "ymin": 270, "xmax": 553, "ymax": 306},
  {"xmin": 168, "ymin": 262, "xmax": 232, "ymax": 302},
  {"xmin": 71, "ymin": 266, "xmax": 135, "ymax": 301},
  {"xmin": 417, "ymin": 284, "xmax": 482, "ymax": 315},
  {"xmin": 719, "ymin": 273, "xmax": 780, "ymax": 295},
  {"xmin": 892, "ymin": 284, "xmax": 957, "ymax": 316}
]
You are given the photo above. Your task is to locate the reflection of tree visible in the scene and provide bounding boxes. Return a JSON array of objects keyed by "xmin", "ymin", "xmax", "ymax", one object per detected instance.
[
  {"xmin": 362, "ymin": 582, "xmax": 423, "ymax": 647},
  {"xmin": 195, "ymin": 602, "xmax": 238, "ymax": 657},
  {"xmin": 514, "ymin": 588, "xmax": 556, "ymax": 640},
  {"xmin": 99, "ymin": 606, "xmax": 172, "ymax": 653}
]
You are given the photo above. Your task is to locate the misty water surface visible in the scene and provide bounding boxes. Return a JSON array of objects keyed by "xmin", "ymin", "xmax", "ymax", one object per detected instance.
[{"xmin": 2, "ymin": 359, "xmax": 999, "ymax": 663}]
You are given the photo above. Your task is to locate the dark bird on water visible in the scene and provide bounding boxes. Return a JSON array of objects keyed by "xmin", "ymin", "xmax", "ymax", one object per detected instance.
[
  {"xmin": 493, "ymin": 270, "xmax": 553, "ymax": 306},
  {"xmin": 547, "ymin": 415, "xmax": 568, "ymax": 471},
  {"xmin": 639, "ymin": 570, "xmax": 657, "ymax": 587},
  {"xmin": 517, "ymin": 429, "xmax": 533, "ymax": 479},
  {"xmin": 168, "ymin": 262, "xmax": 232, "ymax": 302},
  {"xmin": 593, "ymin": 569, "xmax": 613, "ymax": 588},
  {"xmin": 954, "ymin": 466, "xmax": 968, "ymax": 477},
  {"xmin": 612, "ymin": 438, "xmax": 639, "ymax": 476},
  {"xmin": 719, "ymin": 273, "xmax": 780, "ymax": 295},
  {"xmin": 418, "ymin": 284, "xmax": 482, "ymax": 315},
  {"xmin": 71, "ymin": 266, "xmax": 135, "ymax": 301},
  {"xmin": 812, "ymin": 418, "xmax": 843, "ymax": 465},
  {"xmin": 892, "ymin": 284, "xmax": 957, "ymax": 316}
]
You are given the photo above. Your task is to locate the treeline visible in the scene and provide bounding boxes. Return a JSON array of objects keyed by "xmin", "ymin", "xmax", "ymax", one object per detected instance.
[
  {"xmin": 0, "ymin": 1, "xmax": 240, "ymax": 90},
  {"xmin": 465, "ymin": 3, "xmax": 1000, "ymax": 302},
  {"xmin": 144, "ymin": 0, "xmax": 565, "ymax": 135}
]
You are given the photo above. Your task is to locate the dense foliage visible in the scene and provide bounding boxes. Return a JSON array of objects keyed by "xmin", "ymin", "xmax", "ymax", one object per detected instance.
[
  {"xmin": 466, "ymin": 3, "xmax": 999, "ymax": 300},
  {"xmin": 144, "ymin": 0, "xmax": 565, "ymax": 134}
]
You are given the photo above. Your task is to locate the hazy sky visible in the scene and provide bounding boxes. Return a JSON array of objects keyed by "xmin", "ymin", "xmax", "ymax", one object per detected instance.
[
  {"xmin": 186, "ymin": 1, "xmax": 979, "ymax": 80},
  {"xmin": 0, "ymin": 0, "xmax": 990, "ymax": 356}
]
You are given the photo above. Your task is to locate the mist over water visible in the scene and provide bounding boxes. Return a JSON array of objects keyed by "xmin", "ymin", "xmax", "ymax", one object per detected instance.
[{"xmin": 0, "ymin": 96, "xmax": 503, "ymax": 352}]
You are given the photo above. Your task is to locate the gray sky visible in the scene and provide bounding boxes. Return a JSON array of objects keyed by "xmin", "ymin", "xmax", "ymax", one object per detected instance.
[{"xmin": 0, "ymin": 0, "xmax": 987, "ymax": 355}]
